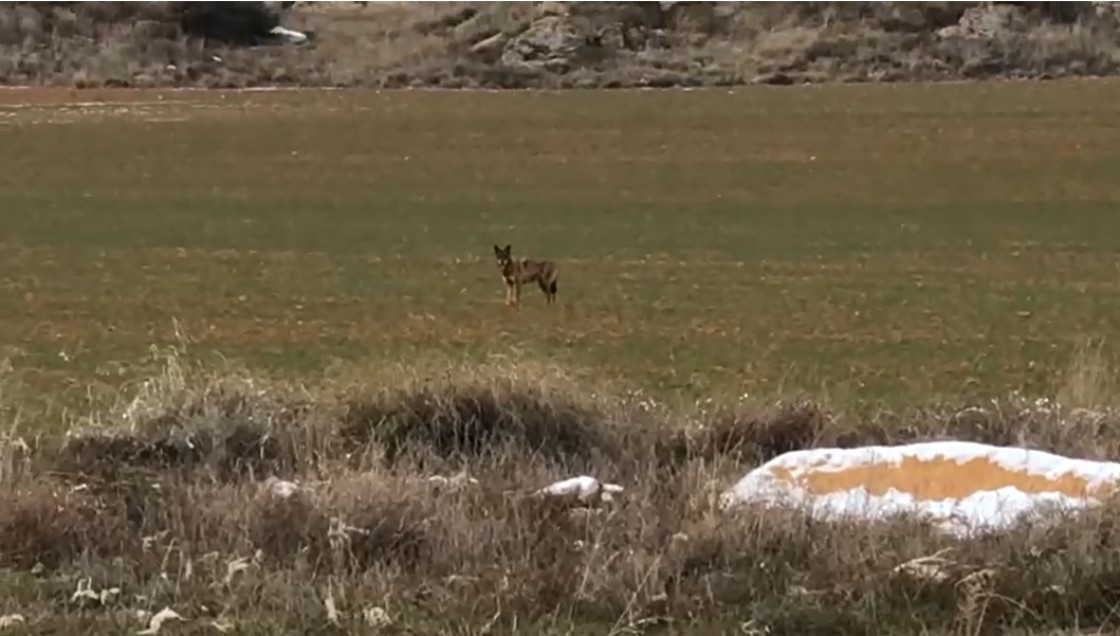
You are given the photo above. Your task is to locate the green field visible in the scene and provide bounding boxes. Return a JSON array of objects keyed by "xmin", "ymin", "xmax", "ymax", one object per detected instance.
[
  {"xmin": 4, "ymin": 81, "xmax": 1120, "ymax": 422},
  {"xmin": 7, "ymin": 82, "xmax": 1120, "ymax": 635}
]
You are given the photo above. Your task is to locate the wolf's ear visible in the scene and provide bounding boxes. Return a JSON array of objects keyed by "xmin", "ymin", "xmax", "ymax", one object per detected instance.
[
  {"xmin": 504, "ymin": 244, "xmax": 511, "ymax": 253},
  {"xmin": 493, "ymin": 244, "xmax": 501, "ymax": 255}
]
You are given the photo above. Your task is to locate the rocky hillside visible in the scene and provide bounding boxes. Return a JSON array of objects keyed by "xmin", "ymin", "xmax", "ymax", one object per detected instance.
[{"xmin": 2, "ymin": 1, "xmax": 1119, "ymax": 88}]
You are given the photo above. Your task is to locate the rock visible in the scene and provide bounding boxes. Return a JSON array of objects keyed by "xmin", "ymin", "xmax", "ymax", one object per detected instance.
[
  {"xmin": 501, "ymin": 2, "xmax": 667, "ymax": 72},
  {"xmin": 469, "ymin": 31, "xmax": 509, "ymax": 63},
  {"xmin": 536, "ymin": 2, "xmax": 569, "ymax": 18},
  {"xmin": 937, "ymin": 3, "xmax": 1029, "ymax": 39},
  {"xmin": 501, "ymin": 15, "xmax": 587, "ymax": 73},
  {"xmin": 720, "ymin": 440, "xmax": 1120, "ymax": 537}
]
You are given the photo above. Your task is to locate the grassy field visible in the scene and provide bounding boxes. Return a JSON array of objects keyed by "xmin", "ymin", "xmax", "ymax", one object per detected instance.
[
  {"xmin": 5, "ymin": 82, "xmax": 1120, "ymax": 634},
  {"xmin": 6, "ymin": 80, "xmax": 1120, "ymax": 427},
  {"xmin": 4, "ymin": 81, "xmax": 1120, "ymax": 426}
]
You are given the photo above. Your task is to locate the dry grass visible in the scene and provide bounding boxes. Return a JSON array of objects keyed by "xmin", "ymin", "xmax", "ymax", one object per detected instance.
[
  {"xmin": 1058, "ymin": 338, "xmax": 1117, "ymax": 411},
  {"xmin": 5, "ymin": 349, "xmax": 1120, "ymax": 633},
  {"xmin": 1, "ymin": 2, "xmax": 1119, "ymax": 88},
  {"xmin": 3, "ymin": 74, "xmax": 1120, "ymax": 632}
]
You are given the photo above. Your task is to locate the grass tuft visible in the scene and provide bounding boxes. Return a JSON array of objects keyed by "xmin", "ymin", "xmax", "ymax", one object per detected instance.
[
  {"xmin": 335, "ymin": 360, "xmax": 635, "ymax": 472},
  {"xmin": 4, "ymin": 354, "xmax": 1120, "ymax": 633},
  {"xmin": 1059, "ymin": 337, "xmax": 1117, "ymax": 411}
]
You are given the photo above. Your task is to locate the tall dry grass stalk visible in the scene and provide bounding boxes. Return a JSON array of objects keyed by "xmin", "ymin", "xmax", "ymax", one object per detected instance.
[
  {"xmin": 1058, "ymin": 337, "xmax": 1117, "ymax": 411},
  {"xmin": 4, "ymin": 348, "xmax": 1120, "ymax": 633}
]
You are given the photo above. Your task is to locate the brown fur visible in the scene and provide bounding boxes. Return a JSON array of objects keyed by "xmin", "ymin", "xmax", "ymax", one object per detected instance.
[{"xmin": 493, "ymin": 244, "xmax": 558, "ymax": 308}]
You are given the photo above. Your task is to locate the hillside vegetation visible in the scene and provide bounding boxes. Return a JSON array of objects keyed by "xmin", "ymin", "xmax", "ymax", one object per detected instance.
[{"xmin": 2, "ymin": 1, "xmax": 1120, "ymax": 88}]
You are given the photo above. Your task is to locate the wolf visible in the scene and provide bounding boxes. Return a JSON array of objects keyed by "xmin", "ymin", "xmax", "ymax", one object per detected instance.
[{"xmin": 493, "ymin": 244, "xmax": 558, "ymax": 307}]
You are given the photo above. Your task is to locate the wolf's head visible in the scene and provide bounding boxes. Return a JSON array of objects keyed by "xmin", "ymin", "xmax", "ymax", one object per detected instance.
[{"xmin": 493, "ymin": 244, "xmax": 512, "ymax": 270}]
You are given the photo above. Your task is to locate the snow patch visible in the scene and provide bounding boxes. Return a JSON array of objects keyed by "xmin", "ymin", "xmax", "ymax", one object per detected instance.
[
  {"xmin": 269, "ymin": 25, "xmax": 308, "ymax": 44},
  {"xmin": 536, "ymin": 475, "xmax": 624, "ymax": 505},
  {"xmin": 262, "ymin": 477, "xmax": 303, "ymax": 500},
  {"xmin": 719, "ymin": 441, "xmax": 1120, "ymax": 536}
]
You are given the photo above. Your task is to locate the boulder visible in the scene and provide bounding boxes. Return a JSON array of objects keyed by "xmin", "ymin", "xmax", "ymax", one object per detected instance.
[
  {"xmin": 937, "ymin": 3, "xmax": 1029, "ymax": 39},
  {"xmin": 501, "ymin": 15, "xmax": 589, "ymax": 73},
  {"xmin": 720, "ymin": 440, "xmax": 1120, "ymax": 537},
  {"xmin": 501, "ymin": 2, "xmax": 665, "ymax": 72}
]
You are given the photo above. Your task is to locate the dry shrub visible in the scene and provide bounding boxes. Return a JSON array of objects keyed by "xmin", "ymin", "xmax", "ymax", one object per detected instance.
[
  {"xmin": 14, "ymin": 351, "xmax": 1120, "ymax": 632},
  {"xmin": 0, "ymin": 484, "xmax": 84, "ymax": 569},
  {"xmin": 0, "ymin": 483, "xmax": 130, "ymax": 569},
  {"xmin": 674, "ymin": 508, "xmax": 956, "ymax": 632},
  {"xmin": 340, "ymin": 382, "xmax": 620, "ymax": 471},
  {"xmin": 1059, "ymin": 337, "xmax": 1116, "ymax": 410},
  {"xmin": 246, "ymin": 483, "xmax": 325, "ymax": 567},
  {"xmin": 413, "ymin": 4, "xmax": 478, "ymax": 36},
  {"xmin": 56, "ymin": 383, "xmax": 318, "ymax": 483},
  {"xmin": 3, "ymin": 2, "xmax": 1120, "ymax": 90},
  {"xmin": 660, "ymin": 389, "xmax": 1120, "ymax": 471},
  {"xmin": 662, "ymin": 499, "xmax": 1120, "ymax": 634},
  {"xmin": 324, "ymin": 480, "xmax": 432, "ymax": 573},
  {"xmin": 659, "ymin": 400, "xmax": 831, "ymax": 469},
  {"xmin": 16, "ymin": 454, "xmax": 1120, "ymax": 634},
  {"xmin": 924, "ymin": 394, "xmax": 1120, "ymax": 463},
  {"xmin": 244, "ymin": 473, "xmax": 434, "ymax": 576}
]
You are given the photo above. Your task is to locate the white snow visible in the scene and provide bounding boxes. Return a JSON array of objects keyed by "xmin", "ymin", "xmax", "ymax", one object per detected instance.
[
  {"xmin": 536, "ymin": 476, "xmax": 624, "ymax": 504},
  {"xmin": 719, "ymin": 440, "xmax": 1120, "ymax": 536},
  {"xmin": 269, "ymin": 25, "xmax": 308, "ymax": 44},
  {"xmin": 137, "ymin": 607, "xmax": 183, "ymax": 635},
  {"xmin": 262, "ymin": 477, "xmax": 302, "ymax": 500}
]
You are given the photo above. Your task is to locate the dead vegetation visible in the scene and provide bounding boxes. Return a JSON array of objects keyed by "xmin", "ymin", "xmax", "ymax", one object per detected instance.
[
  {"xmin": 338, "ymin": 380, "xmax": 620, "ymax": 470},
  {"xmin": 2, "ymin": 2, "xmax": 1120, "ymax": 89},
  {"xmin": 4, "ymin": 347, "xmax": 1120, "ymax": 633}
]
